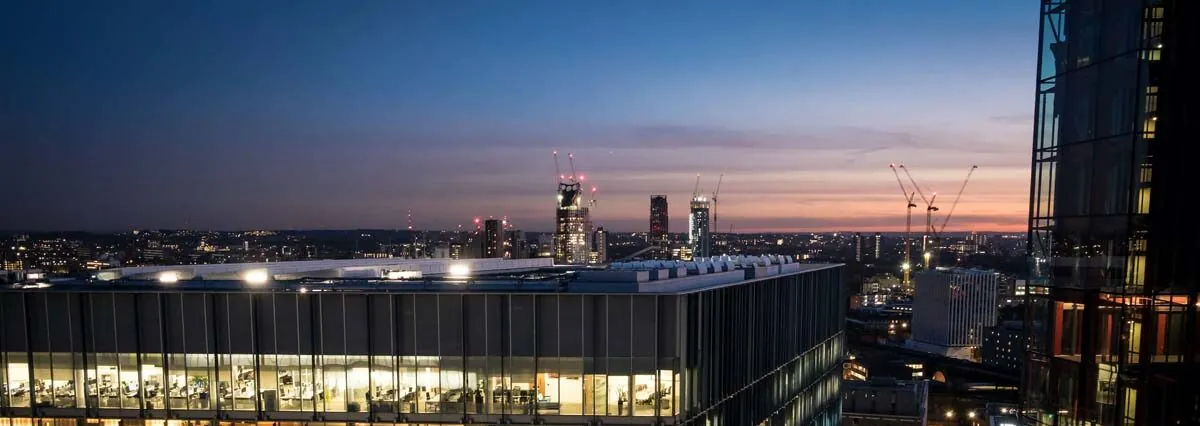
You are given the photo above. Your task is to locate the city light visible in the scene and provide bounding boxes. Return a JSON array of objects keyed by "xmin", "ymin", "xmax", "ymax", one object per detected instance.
[
  {"xmin": 945, "ymin": 410, "xmax": 954, "ymax": 419},
  {"xmin": 243, "ymin": 269, "xmax": 270, "ymax": 285},
  {"xmin": 157, "ymin": 271, "xmax": 179, "ymax": 283},
  {"xmin": 967, "ymin": 411, "xmax": 976, "ymax": 419},
  {"xmin": 448, "ymin": 264, "xmax": 471, "ymax": 278},
  {"xmin": 901, "ymin": 262, "xmax": 911, "ymax": 270}
]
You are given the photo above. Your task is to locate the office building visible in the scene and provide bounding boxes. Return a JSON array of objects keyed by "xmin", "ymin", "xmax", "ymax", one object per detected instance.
[
  {"xmin": 1023, "ymin": 1, "xmax": 1200, "ymax": 424},
  {"xmin": 554, "ymin": 181, "xmax": 592, "ymax": 265},
  {"xmin": 981, "ymin": 321, "xmax": 1027, "ymax": 373},
  {"xmin": 482, "ymin": 219, "xmax": 503, "ymax": 259},
  {"xmin": 687, "ymin": 196, "xmax": 710, "ymax": 261},
  {"xmin": 649, "ymin": 195, "xmax": 669, "ymax": 258},
  {"xmin": 854, "ymin": 233, "xmax": 862, "ymax": 262},
  {"xmin": 873, "ymin": 233, "xmax": 881, "ymax": 260},
  {"xmin": 0, "ymin": 257, "xmax": 845, "ymax": 425},
  {"xmin": 909, "ymin": 268, "xmax": 997, "ymax": 360},
  {"xmin": 841, "ymin": 378, "xmax": 928, "ymax": 426}
]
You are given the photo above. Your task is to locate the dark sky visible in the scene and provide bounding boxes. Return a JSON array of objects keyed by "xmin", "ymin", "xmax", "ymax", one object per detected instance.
[{"xmin": 1, "ymin": 0, "xmax": 1038, "ymax": 232}]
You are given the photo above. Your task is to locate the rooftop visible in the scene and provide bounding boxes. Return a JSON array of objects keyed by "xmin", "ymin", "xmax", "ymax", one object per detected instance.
[{"xmin": 4, "ymin": 255, "xmax": 840, "ymax": 295}]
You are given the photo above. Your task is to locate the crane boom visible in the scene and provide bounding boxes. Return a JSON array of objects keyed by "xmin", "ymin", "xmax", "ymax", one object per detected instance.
[
  {"xmin": 692, "ymin": 174, "xmax": 701, "ymax": 198},
  {"xmin": 889, "ymin": 164, "xmax": 910, "ymax": 198},
  {"xmin": 938, "ymin": 165, "xmax": 979, "ymax": 234},
  {"xmin": 898, "ymin": 164, "xmax": 931, "ymax": 206},
  {"xmin": 567, "ymin": 152, "xmax": 578, "ymax": 183},
  {"xmin": 553, "ymin": 151, "xmax": 562, "ymax": 183},
  {"xmin": 712, "ymin": 173, "xmax": 724, "ymax": 222}
]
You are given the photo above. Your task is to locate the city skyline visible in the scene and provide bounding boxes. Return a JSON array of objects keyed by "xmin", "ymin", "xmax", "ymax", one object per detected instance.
[{"xmin": 3, "ymin": 1, "xmax": 1037, "ymax": 232}]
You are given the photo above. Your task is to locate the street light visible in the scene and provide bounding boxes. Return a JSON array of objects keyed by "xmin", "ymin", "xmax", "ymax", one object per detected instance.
[{"xmin": 945, "ymin": 410, "xmax": 954, "ymax": 419}]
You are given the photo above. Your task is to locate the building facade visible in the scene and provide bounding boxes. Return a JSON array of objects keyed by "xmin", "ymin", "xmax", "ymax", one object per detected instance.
[
  {"xmin": 1023, "ymin": 1, "xmax": 1200, "ymax": 424},
  {"xmin": 687, "ymin": 197, "xmax": 710, "ymax": 261},
  {"xmin": 841, "ymin": 378, "xmax": 928, "ymax": 426},
  {"xmin": 0, "ymin": 263, "xmax": 845, "ymax": 426},
  {"xmin": 910, "ymin": 268, "xmax": 997, "ymax": 359},
  {"xmin": 649, "ymin": 195, "xmax": 669, "ymax": 259},
  {"xmin": 981, "ymin": 322, "xmax": 1027, "ymax": 373}
]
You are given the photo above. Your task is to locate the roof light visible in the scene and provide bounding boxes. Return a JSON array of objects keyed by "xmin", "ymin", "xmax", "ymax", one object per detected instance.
[
  {"xmin": 158, "ymin": 271, "xmax": 179, "ymax": 283},
  {"xmin": 243, "ymin": 269, "xmax": 270, "ymax": 285},
  {"xmin": 448, "ymin": 264, "xmax": 470, "ymax": 278}
]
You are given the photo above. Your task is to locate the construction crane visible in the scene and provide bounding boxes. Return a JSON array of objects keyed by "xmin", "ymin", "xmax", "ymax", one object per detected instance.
[
  {"xmin": 692, "ymin": 174, "xmax": 701, "ymax": 199},
  {"xmin": 889, "ymin": 164, "xmax": 918, "ymax": 286},
  {"xmin": 711, "ymin": 173, "xmax": 724, "ymax": 227},
  {"xmin": 898, "ymin": 164, "xmax": 939, "ymax": 266},
  {"xmin": 933, "ymin": 165, "xmax": 980, "ymax": 247}
]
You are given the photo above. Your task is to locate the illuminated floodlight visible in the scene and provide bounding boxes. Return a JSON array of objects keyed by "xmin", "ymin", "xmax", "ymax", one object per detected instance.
[
  {"xmin": 945, "ymin": 411, "xmax": 954, "ymax": 419},
  {"xmin": 901, "ymin": 262, "xmax": 911, "ymax": 270},
  {"xmin": 967, "ymin": 411, "xmax": 976, "ymax": 419},
  {"xmin": 243, "ymin": 269, "xmax": 270, "ymax": 285},
  {"xmin": 158, "ymin": 271, "xmax": 180, "ymax": 283},
  {"xmin": 448, "ymin": 264, "xmax": 471, "ymax": 278}
]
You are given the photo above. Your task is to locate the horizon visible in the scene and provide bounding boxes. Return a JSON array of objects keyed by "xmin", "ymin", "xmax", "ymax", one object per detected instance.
[{"xmin": 3, "ymin": 1, "xmax": 1036, "ymax": 232}]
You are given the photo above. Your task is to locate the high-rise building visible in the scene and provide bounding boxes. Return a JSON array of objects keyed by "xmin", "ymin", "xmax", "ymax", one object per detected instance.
[
  {"xmin": 982, "ymin": 321, "xmax": 1029, "ymax": 373},
  {"xmin": 909, "ymin": 268, "xmax": 997, "ymax": 360},
  {"xmin": 554, "ymin": 181, "xmax": 592, "ymax": 264},
  {"xmin": 483, "ymin": 218, "xmax": 503, "ymax": 258},
  {"xmin": 1023, "ymin": 2, "xmax": 1199, "ymax": 425},
  {"xmin": 0, "ymin": 258, "xmax": 846, "ymax": 426},
  {"xmin": 649, "ymin": 195, "xmax": 669, "ymax": 257},
  {"xmin": 589, "ymin": 226, "xmax": 607, "ymax": 264},
  {"xmin": 873, "ymin": 232, "xmax": 881, "ymax": 259},
  {"xmin": 688, "ymin": 196, "xmax": 711, "ymax": 260},
  {"xmin": 855, "ymin": 232, "xmax": 863, "ymax": 262}
]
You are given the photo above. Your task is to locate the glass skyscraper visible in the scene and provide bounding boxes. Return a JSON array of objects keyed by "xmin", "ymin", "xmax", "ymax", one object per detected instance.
[{"xmin": 1023, "ymin": 1, "xmax": 1198, "ymax": 424}]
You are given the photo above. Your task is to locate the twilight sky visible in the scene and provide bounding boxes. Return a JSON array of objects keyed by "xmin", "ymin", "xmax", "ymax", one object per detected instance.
[{"xmin": 1, "ymin": 0, "xmax": 1038, "ymax": 233}]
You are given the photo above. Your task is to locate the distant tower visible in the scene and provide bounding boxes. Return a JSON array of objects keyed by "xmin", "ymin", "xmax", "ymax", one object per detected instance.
[
  {"xmin": 483, "ymin": 219, "xmax": 503, "ymax": 258},
  {"xmin": 554, "ymin": 181, "xmax": 592, "ymax": 264},
  {"xmin": 855, "ymin": 232, "xmax": 863, "ymax": 262},
  {"xmin": 874, "ymin": 232, "xmax": 882, "ymax": 259},
  {"xmin": 689, "ymin": 196, "xmax": 711, "ymax": 260},
  {"xmin": 649, "ymin": 195, "xmax": 669, "ymax": 258},
  {"xmin": 590, "ymin": 226, "xmax": 607, "ymax": 264}
]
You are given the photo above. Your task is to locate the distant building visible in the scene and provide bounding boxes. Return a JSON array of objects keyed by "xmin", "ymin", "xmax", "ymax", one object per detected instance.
[
  {"xmin": 688, "ymin": 196, "xmax": 711, "ymax": 260},
  {"xmin": 554, "ymin": 181, "xmax": 592, "ymax": 264},
  {"xmin": 649, "ymin": 195, "xmax": 669, "ymax": 258},
  {"xmin": 844, "ymin": 354, "xmax": 869, "ymax": 381},
  {"xmin": 909, "ymin": 268, "xmax": 998, "ymax": 360},
  {"xmin": 505, "ymin": 230, "xmax": 527, "ymax": 259},
  {"xmin": 483, "ymin": 218, "xmax": 503, "ymax": 258},
  {"xmin": 982, "ymin": 321, "xmax": 1028, "ymax": 372},
  {"xmin": 842, "ymin": 378, "xmax": 929, "ymax": 425},
  {"xmin": 873, "ymin": 232, "xmax": 881, "ymax": 259},
  {"xmin": 855, "ymin": 232, "xmax": 863, "ymax": 262},
  {"xmin": 589, "ymin": 226, "xmax": 607, "ymax": 264}
]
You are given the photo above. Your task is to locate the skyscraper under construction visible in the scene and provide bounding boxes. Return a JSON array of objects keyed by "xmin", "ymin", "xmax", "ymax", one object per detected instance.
[
  {"xmin": 1023, "ymin": 1, "xmax": 1199, "ymax": 424},
  {"xmin": 554, "ymin": 181, "xmax": 592, "ymax": 265}
]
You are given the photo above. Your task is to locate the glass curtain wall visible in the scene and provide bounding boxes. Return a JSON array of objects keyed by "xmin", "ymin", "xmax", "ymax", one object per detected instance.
[{"xmin": 1024, "ymin": 1, "xmax": 1199, "ymax": 425}]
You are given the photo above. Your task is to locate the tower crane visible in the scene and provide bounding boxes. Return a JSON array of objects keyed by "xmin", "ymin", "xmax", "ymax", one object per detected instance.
[
  {"xmin": 890, "ymin": 164, "xmax": 918, "ymax": 286},
  {"xmin": 712, "ymin": 173, "xmax": 724, "ymax": 226},
  {"xmin": 692, "ymin": 174, "xmax": 701, "ymax": 199},
  {"xmin": 898, "ymin": 164, "xmax": 938, "ymax": 266}
]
